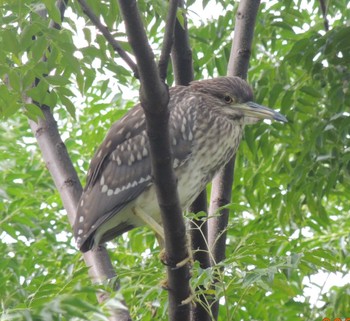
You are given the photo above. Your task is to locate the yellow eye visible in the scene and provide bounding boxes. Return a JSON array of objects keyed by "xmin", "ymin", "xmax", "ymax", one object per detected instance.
[{"xmin": 224, "ymin": 95, "xmax": 233, "ymax": 103}]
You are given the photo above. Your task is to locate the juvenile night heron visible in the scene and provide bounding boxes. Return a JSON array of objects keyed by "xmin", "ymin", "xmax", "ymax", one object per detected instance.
[{"xmin": 74, "ymin": 76, "xmax": 286, "ymax": 252}]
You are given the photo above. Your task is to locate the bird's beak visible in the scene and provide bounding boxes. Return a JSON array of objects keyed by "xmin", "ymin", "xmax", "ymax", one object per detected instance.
[{"xmin": 238, "ymin": 101, "xmax": 287, "ymax": 123}]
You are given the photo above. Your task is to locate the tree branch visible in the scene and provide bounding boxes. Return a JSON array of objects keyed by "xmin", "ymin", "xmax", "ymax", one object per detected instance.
[
  {"xmin": 170, "ymin": 3, "xmax": 211, "ymax": 319},
  {"xmin": 158, "ymin": 0, "xmax": 180, "ymax": 81},
  {"xmin": 30, "ymin": 3, "xmax": 131, "ymax": 321},
  {"xmin": 76, "ymin": 0, "xmax": 139, "ymax": 78},
  {"xmin": 208, "ymin": 1, "xmax": 261, "ymax": 319},
  {"xmin": 117, "ymin": 1, "xmax": 191, "ymax": 320},
  {"xmin": 318, "ymin": 0, "xmax": 329, "ymax": 31},
  {"xmin": 171, "ymin": 6, "xmax": 194, "ymax": 86}
]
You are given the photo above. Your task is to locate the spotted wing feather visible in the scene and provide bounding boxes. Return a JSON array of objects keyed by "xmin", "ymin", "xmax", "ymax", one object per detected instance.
[{"xmin": 74, "ymin": 86, "xmax": 195, "ymax": 251}]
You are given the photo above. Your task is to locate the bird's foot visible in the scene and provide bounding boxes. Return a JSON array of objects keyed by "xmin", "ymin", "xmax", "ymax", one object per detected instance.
[
  {"xmin": 159, "ymin": 248, "xmax": 167, "ymax": 265},
  {"xmin": 159, "ymin": 249, "xmax": 193, "ymax": 270},
  {"xmin": 159, "ymin": 278, "xmax": 195, "ymax": 307},
  {"xmin": 175, "ymin": 255, "xmax": 192, "ymax": 269},
  {"xmin": 132, "ymin": 207, "xmax": 165, "ymax": 240},
  {"xmin": 180, "ymin": 292, "xmax": 196, "ymax": 306}
]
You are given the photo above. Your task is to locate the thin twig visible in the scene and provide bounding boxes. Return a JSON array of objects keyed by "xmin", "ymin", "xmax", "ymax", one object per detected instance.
[
  {"xmin": 318, "ymin": 0, "xmax": 329, "ymax": 31},
  {"xmin": 77, "ymin": 0, "xmax": 139, "ymax": 78}
]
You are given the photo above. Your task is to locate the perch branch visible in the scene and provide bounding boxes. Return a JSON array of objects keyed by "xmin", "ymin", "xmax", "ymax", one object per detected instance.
[
  {"xmin": 117, "ymin": 1, "xmax": 192, "ymax": 320},
  {"xmin": 208, "ymin": 1, "xmax": 261, "ymax": 319}
]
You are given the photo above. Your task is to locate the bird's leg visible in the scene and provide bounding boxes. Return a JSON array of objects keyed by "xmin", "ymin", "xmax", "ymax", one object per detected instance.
[
  {"xmin": 133, "ymin": 207, "xmax": 192, "ymax": 268},
  {"xmin": 132, "ymin": 206, "xmax": 165, "ymax": 240}
]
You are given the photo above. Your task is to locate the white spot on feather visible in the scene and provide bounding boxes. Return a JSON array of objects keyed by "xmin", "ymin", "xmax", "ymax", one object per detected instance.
[
  {"xmin": 188, "ymin": 131, "xmax": 193, "ymax": 141},
  {"xmin": 140, "ymin": 135, "xmax": 146, "ymax": 145},
  {"xmin": 107, "ymin": 189, "xmax": 113, "ymax": 196},
  {"xmin": 101, "ymin": 185, "xmax": 108, "ymax": 193},
  {"xmin": 79, "ymin": 216, "xmax": 84, "ymax": 223},
  {"xmin": 142, "ymin": 147, "xmax": 148, "ymax": 157},
  {"xmin": 100, "ymin": 175, "xmax": 105, "ymax": 186},
  {"xmin": 78, "ymin": 229, "xmax": 83, "ymax": 235},
  {"xmin": 128, "ymin": 154, "xmax": 135, "ymax": 165}
]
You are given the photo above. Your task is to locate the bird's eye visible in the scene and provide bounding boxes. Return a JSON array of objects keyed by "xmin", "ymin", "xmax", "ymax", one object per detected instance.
[{"xmin": 224, "ymin": 95, "xmax": 233, "ymax": 103}]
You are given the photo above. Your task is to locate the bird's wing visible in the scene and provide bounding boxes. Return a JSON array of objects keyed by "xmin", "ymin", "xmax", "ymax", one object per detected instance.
[
  {"xmin": 74, "ymin": 104, "xmax": 152, "ymax": 249},
  {"xmin": 74, "ymin": 88, "xmax": 196, "ymax": 250}
]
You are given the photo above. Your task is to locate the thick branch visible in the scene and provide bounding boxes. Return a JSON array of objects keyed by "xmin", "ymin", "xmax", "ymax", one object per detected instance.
[
  {"xmin": 117, "ymin": 1, "xmax": 191, "ymax": 321},
  {"xmin": 158, "ymin": 0, "xmax": 180, "ymax": 81},
  {"xmin": 77, "ymin": 0, "xmax": 139, "ymax": 78},
  {"xmin": 29, "ymin": 107, "xmax": 131, "ymax": 321},
  {"xmin": 208, "ymin": 1, "xmax": 261, "ymax": 319},
  {"xmin": 170, "ymin": 3, "xmax": 211, "ymax": 320},
  {"xmin": 31, "ymin": 3, "xmax": 131, "ymax": 321}
]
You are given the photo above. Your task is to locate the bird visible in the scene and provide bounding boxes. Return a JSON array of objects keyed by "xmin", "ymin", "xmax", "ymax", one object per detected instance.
[{"xmin": 74, "ymin": 76, "xmax": 287, "ymax": 253}]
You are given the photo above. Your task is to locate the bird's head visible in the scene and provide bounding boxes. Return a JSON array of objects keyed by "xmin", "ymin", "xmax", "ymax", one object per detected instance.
[{"xmin": 190, "ymin": 76, "xmax": 287, "ymax": 124}]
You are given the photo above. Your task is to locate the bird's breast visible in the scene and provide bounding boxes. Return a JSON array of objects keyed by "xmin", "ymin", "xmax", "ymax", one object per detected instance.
[{"xmin": 176, "ymin": 116, "xmax": 244, "ymax": 208}]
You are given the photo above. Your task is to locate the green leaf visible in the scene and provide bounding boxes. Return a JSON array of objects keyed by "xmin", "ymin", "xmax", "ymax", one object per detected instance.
[
  {"xmin": 31, "ymin": 36, "xmax": 48, "ymax": 62},
  {"xmin": 45, "ymin": 75, "xmax": 71, "ymax": 86},
  {"xmin": 25, "ymin": 103, "xmax": 45, "ymax": 121},
  {"xmin": 59, "ymin": 94, "xmax": 76, "ymax": 119},
  {"xmin": 300, "ymin": 85, "xmax": 323, "ymax": 98},
  {"xmin": 42, "ymin": 0, "xmax": 62, "ymax": 24},
  {"xmin": 1, "ymin": 28, "xmax": 20, "ymax": 54}
]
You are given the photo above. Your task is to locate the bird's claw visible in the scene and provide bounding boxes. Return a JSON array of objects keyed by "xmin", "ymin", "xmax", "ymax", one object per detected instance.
[
  {"xmin": 180, "ymin": 292, "xmax": 196, "ymax": 306},
  {"xmin": 175, "ymin": 255, "xmax": 192, "ymax": 269},
  {"xmin": 159, "ymin": 249, "xmax": 192, "ymax": 269}
]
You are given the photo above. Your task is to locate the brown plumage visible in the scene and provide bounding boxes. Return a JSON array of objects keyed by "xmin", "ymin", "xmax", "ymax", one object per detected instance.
[{"xmin": 74, "ymin": 76, "xmax": 287, "ymax": 252}]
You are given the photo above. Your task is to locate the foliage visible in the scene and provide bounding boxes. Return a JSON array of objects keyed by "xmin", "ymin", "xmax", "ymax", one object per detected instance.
[{"xmin": 1, "ymin": 0, "xmax": 350, "ymax": 320}]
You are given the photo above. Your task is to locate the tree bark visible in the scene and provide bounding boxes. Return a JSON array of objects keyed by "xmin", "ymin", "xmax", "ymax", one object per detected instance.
[
  {"xmin": 117, "ymin": 1, "xmax": 191, "ymax": 320},
  {"xmin": 208, "ymin": 1, "xmax": 261, "ymax": 319},
  {"xmin": 30, "ymin": 2, "xmax": 131, "ymax": 321},
  {"xmin": 171, "ymin": 4, "xmax": 211, "ymax": 319}
]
